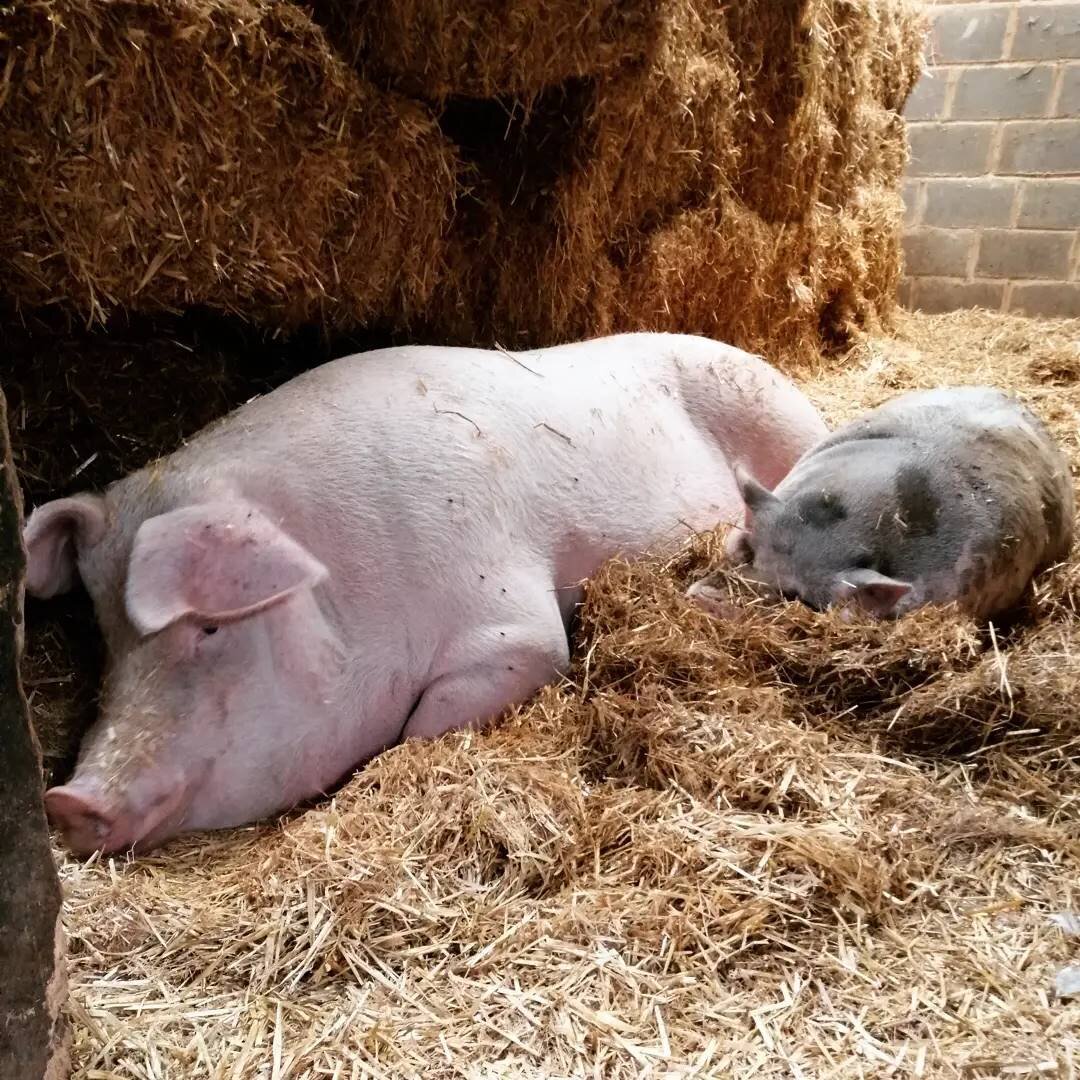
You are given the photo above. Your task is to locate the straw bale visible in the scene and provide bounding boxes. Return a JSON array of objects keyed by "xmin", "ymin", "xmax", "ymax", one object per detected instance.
[
  {"xmin": 721, "ymin": 0, "xmax": 924, "ymax": 219},
  {"xmin": 552, "ymin": 4, "xmax": 740, "ymax": 242},
  {"xmin": 0, "ymin": 0, "xmax": 457, "ymax": 329},
  {"xmin": 406, "ymin": 0, "xmax": 924, "ymax": 355},
  {"xmin": 610, "ymin": 193, "xmax": 871, "ymax": 360},
  {"xmin": 533, "ymin": 0, "xmax": 917, "ymax": 237},
  {"xmin": 425, "ymin": 180, "xmax": 904, "ymax": 361},
  {"xmin": 311, "ymin": 0, "xmax": 665, "ymax": 99},
  {"xmin": 44, "ymin": 310, "xmax": 1080, "ymax": 1076},
  {"xmin": 314, "ymin": 0, "xmax": 924, "ymax": 223},
  {"xmin": 0, "ymin": 0, "xmax": 922, "ymax": 354},
  {"xmin": 612, "ymin": 201, "xmax": 806, "ymax": 353}
]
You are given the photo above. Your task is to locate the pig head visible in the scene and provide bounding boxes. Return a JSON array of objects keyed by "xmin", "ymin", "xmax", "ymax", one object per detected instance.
[
  {"xmin": 698, "ymin": 386, "xmax": 1075, "ymax": 622},
  {"xmin": 25, "ymin": 494, "xmax": 342, "ymax": 855},
  {"xmin": 724, "ymin": 457, "xmax": 922, "ymax": 618}
]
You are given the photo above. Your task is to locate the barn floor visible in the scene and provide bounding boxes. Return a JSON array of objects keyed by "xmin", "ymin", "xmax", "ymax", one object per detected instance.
[{"xmin": 51, "ymin": 310, "xmax": 1079, "ymax": 1079}]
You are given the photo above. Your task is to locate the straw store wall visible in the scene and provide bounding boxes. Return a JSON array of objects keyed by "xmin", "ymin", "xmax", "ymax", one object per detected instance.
[{"xmin": 900, "ymin": 0, "xmax": 1080, "ymax": 315}]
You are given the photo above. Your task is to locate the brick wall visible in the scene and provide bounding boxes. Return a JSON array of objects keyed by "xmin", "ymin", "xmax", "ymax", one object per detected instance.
[{"xmin": 901, "ymin": 1, "xmax": 1080, "ymax": 316}]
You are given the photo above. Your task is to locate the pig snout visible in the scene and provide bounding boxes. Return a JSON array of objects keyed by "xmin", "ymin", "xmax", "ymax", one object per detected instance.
[{"xmin": 45, "ymin": 769, "xmax": 192, "ymax": 857}]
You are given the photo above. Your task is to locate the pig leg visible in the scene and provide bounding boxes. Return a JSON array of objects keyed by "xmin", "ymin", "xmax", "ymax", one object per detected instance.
[
  {"xmin": 402, "ymin": 593, "xmax": 570, "ymax": 741},
  {"xmin": 686, "ymin": 576, "xmax": 737, "ymax": 619}
]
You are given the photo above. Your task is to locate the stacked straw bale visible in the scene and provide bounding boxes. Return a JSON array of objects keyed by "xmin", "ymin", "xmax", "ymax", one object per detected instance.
[
  {"xmin": 312, "ymin": 0, "xmax": 666, "ymax": 99},
  {"xmin": 317, "ymin": 0, "xmax": 926, "ymax": 355},
  {"xmin": 0, "ymin": 0, "xmax": 457, "ymax": 328},
  {"xmin": 0, "ymin": 0, "xmax": 924, "ymax": 357}
]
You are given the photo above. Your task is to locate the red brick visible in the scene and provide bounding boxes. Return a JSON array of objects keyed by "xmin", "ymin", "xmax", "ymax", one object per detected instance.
[
  {"xmin": 976, "ymin": 229, "xmax": 1074, "ymax": 278},
  {"xmin": 907, "ymin": 123, "xmax": 995, "ymax": 176},
  {"xmin": 1018, "ymin": 180, "xmax": 1080, "ymax": 229},
  {"xmin": 1010, "ymin": 4, "xmax": 1080, "ymax": 61},
  {"xmin": 1010, "ymin": 282, "xmax": 1080, "ymax": 316},
  {"xmin": 951, "ymin": 64, "xmax": 1055, "ymax": 119},
  {"xmin": 923, "ymin": 178, "xmax": 1017, "ymax": 227},
  {"xmin": 903, "ymin": 229, "xmax": 976, "ymax": 276},
  {"xmin": 910, "ymin": 278, "xmax": 1005, "ymax": 313}
]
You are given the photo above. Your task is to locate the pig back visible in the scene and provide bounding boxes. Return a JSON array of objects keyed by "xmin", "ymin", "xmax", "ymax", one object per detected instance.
[
  {"xmin": 113, "ymin": 337, "xmax": 755, "ymax": 616},
  {"xmin": 856, "ymin": 387, "xmax": 1072, "ymax": 568}
]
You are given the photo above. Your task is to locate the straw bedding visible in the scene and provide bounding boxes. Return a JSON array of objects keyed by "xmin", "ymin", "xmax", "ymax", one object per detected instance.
[{"xmin": 53, "ymin": 310, "xmax": 1080, "ymax": 1077}]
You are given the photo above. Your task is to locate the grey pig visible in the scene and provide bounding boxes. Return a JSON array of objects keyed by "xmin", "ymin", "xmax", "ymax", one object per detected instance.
[{"xmin": 688, "ymin": 386, "xmax": 1074, "ymax": 621}]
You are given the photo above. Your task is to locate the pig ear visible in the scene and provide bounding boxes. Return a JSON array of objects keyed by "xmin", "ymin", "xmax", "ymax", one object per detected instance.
[
  {"xmin": 734, "ymin": 465, "xmax": 780, "ymax": 516},
  {"xmin": 23, "ymin": 494, "xmax": 108, "ymax": 598},
  {"xmin": 833, "ymin": 568, "xmax": 912, "ymax": 618},
  {"xmin": 125, "ymin": 503, "xmax": 329, "ymax": 635}
]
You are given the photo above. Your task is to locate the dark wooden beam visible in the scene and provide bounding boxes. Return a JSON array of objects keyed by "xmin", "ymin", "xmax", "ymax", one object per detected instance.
[{"xmin": 0, "ymin": 384, "xmax": 70, "ymax": 1079}]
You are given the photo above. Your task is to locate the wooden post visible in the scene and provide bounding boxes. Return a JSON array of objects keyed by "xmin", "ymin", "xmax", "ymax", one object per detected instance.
[{"xmin": 0, "ymin": 385, "xmax": 71, "ymax": 1079}]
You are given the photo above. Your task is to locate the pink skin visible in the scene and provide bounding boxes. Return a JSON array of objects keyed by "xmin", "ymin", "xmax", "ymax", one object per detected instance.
[
  {"xmin": 24, "ymin": 332, "xmax": 828, "ymax": 857},
  {"xmin": 44, "ymin": 774, "xmax": 190, "ymax": 856}
]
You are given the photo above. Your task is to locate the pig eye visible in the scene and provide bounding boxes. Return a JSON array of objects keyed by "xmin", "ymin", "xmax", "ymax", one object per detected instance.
[
  {"xmin": 202, "ymin": 626, "xmax": 219, "ymax": 636},
  {"xmin": 852, "ymin": 553, "xmax": 875, "ymax": 570}
]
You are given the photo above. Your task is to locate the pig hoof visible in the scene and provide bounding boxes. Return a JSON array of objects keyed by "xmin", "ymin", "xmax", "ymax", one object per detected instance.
[{"xmin": 686, "ymin": 580, "xmax": 736, "ymax": 619}]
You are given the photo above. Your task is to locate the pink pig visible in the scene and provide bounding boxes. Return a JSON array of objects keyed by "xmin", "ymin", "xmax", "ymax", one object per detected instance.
[{"xmin": 24, "ymin": 333, "xmax": 827, "ymax": 855}]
